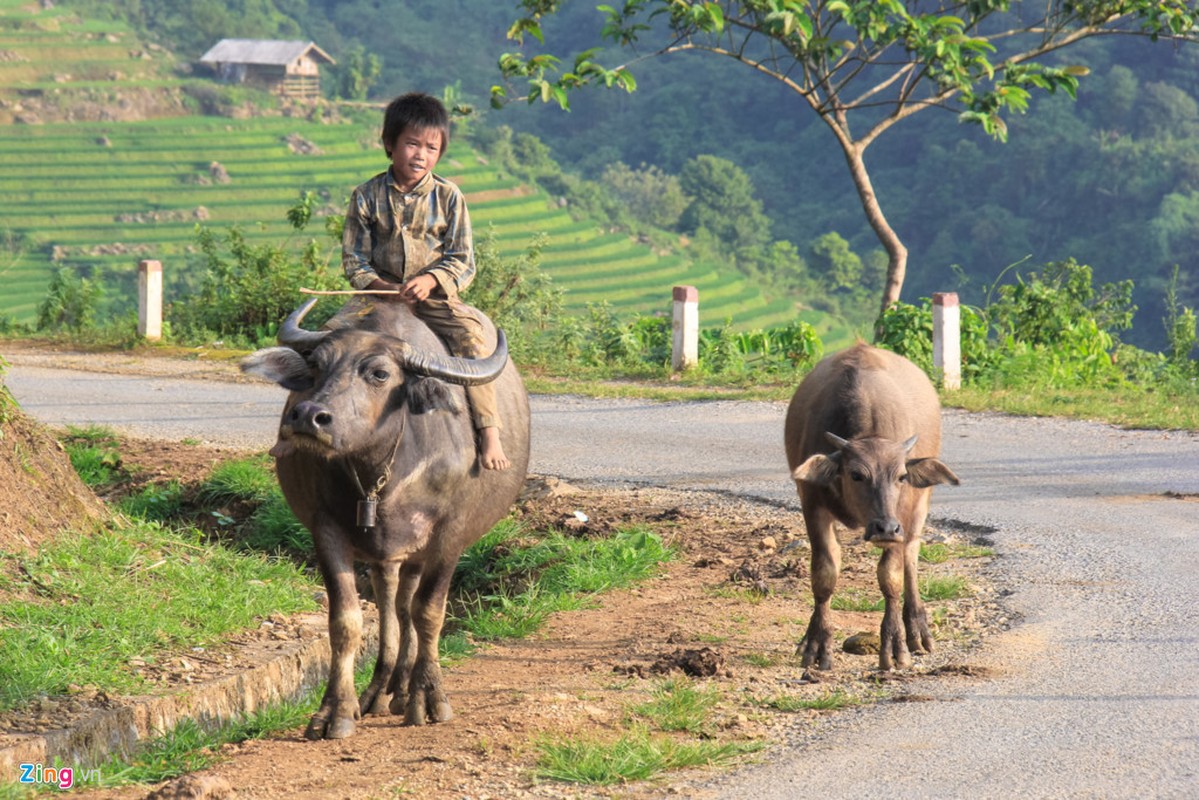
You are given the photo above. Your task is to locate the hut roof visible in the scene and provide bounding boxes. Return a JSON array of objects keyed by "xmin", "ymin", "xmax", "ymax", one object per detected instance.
[{"xmin": 199, "ymin": 39, "xmax": 335, "ymax": 66}]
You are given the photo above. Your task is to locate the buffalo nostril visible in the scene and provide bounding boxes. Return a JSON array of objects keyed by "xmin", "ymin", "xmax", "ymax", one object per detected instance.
[
  {"xmin": 291, "ymin": 400, "xmax": 333, "ymax": 432},
  {"xmin": 866, "ymin": 519, "xmax": 904, "ymax": 543}
]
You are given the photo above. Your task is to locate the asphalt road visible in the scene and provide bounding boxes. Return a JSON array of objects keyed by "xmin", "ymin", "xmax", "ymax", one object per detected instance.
[{"xmin": 5, "ymin": 360, "xmax": 1199, "ymax": 799}]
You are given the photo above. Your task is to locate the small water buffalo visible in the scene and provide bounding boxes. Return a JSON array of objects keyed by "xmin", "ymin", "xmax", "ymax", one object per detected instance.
[
  {"xmin": 241, "ymin": 297, "xmax": 529, "ymax": 738},
  {"xmin": 784, "ymin": 343, "xmax": 959, "ymax": 671}
]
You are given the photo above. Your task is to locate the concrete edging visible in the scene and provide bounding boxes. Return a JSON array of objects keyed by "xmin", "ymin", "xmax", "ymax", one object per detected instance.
[{"xmin": 0, "ymin": 612, "xmax": 378, "ymax": 775}]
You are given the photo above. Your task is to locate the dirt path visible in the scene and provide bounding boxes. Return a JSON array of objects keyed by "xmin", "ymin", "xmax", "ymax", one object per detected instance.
[{"xmin": 63, "ymin": 479, "xmax": 998, "ymax": 800}]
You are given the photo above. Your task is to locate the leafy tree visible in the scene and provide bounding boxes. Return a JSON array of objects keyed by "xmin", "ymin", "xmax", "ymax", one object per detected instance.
[
  {"xmin": 77, "ymin": 0, "xmax": 302, "ymax": 57},
  {"xmin": 601, "ymin": 162, "xmax": 688, "ymax": 230},
  {"xmin": 495, "ymin": 0, "xmax": 1199, "ymax": 320},
  {"xmin": 330, "ymin": 44, "xmax": 382, "ymax": 101},
  {"xmin": 1138, "ymin": 80, "xmax": 1199, "ymax": 139},
  {"xmin": 678, "ymin": 155, "xmax": 771, "ymax": 252},
  {"xmin": 809, "ymin": 232, "xmax": 862, "ymax": 293}
]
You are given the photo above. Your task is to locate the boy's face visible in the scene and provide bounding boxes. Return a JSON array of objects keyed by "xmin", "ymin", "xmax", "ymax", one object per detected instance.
[{"xmin": 388, "ymin": 125, "xmax": 443, "ymax": 191}]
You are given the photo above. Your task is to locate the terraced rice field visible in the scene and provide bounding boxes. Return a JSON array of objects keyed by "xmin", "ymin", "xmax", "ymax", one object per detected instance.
[
  {"xmin": 0, "ymin": 114, "xmax": 813, "ymax": 332},
  {"xmin": 0, "ymin": 0, "xmax": 829, "ymax": 337}
]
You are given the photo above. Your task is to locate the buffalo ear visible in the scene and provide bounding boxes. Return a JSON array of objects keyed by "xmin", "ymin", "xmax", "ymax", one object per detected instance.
[
  {"xmin": 793, "ymin": 452, "xmax": 841, "ymax": 487},
  {"xmin": 240, "ymin": 348, "xmax": 313, "ymax": 392},
  {"xmin": 406, "ymin": 377, "xmax": 463, "ymax": 415},
  {"xmin": 906, "ymin": 457, "xmax": 960, "ymax": 488}
]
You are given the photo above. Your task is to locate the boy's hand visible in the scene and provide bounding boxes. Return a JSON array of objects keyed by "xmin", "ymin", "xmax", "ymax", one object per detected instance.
[
  {"xmin": 399, "ymin": 274, "xmax": 437, "ymax": 304},
  {"xmin": 365, "ymin": 278, "xmax": 404, "ymax": 301}
]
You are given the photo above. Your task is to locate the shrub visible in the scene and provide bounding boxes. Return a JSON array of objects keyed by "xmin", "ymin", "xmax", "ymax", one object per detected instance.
[
  {"xmin": 875, "ymin": 300, "xmax": 934, "ymax": 373},
  {"xmin": 1163, "ymin": 265, "xmax": 1198, "ymax": 370},
  {"xmin": 463, "ymin": 228, "xmax": 563, "ymax": 344},
  {"xmin": 37, "ymin": 268, "xmax": 104, "ymax": 333},
  {"xmin": 168, "ymin": 194, "xmax": 342, "ymax": 347},
  {"xmin": 874, "ymin": 298, "xmax": 993, "ymax": 383},
  {"xmin": 987, "ymin": 258, "xmax": 1134, "ymax": 347}
]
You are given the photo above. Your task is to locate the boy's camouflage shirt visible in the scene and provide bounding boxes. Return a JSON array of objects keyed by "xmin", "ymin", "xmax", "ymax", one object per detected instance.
[{"xmin": 342, "ymin": 169, "xmax": 475, "ymax": 297}]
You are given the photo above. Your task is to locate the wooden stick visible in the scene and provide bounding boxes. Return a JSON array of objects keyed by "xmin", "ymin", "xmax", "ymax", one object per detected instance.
[{"xmin": 300, "ymin": 288, "xmax": 401, "ymax": 296}]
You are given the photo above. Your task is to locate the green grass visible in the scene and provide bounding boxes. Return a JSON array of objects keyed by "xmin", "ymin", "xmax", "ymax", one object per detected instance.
[
  {"xmin": 451, "ymin": 522, "xmax": 674, "ymax": 644},
  {"xmin": 0, "ymin": 520, "xmax": 318, "ymax": 710},
  {"xmin": 920, "ymin": 574, "xmax": 973, "ymax": 602},
  {"xmin": 827, "ymin": 572, "xmax": 973, "ymax": 613},
  {"xmin": 756, "ymin": 688, "xmax": 864, "ymax": 713},
  {"xmin": 946, "ymin": 383, "xmax": 1199, "ymax": 431},
  {"xmin": 741, "ymin": 651, "xmax": 786, "ymax": 668},
  {"xmin": 631, "ymin": 679, "xmax": 722, "ymax": 734},
  {"xmin": 830, "ymin": 589, "xmax": 885, "ymax": 613},
  {"xmin": 244, "ymin": 494, "xmax": 314, "ymax": 554},
  {"xmin": 117, "ymin": 479, "xmax": 186, "ymax": 520},
  {"xmin": 533, "ymin": 727, "xmax": 763, "ymax": 786},
  {"xmin": 197, "ymin": 455, "xmax": 277, "ymax": 504},
  {"xmin": 920, "ymin": 541, "xmax": 995, "ymax": 563},
  {"xmin": 60, "ymin": 424, "xmax": 123, "ymax": 487}
]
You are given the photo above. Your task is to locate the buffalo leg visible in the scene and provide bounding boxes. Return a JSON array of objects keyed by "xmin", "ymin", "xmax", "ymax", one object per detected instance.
[
  {"xmin": 877, "ymin": 543, "xmax": 911, "ymax": 670},
  {"xmin": 799, "ymin": 502, "xmax": 841, "ymax": 670},
  {"xmin": 307, "ymin": 544, "xmax": 361, "ymax": 739},
  {"xmin": 386, "ymin": 563, "xmax": 422, "ymax": 711},
  {"xmin": 902, "ymin": 502, "xmax": 934, "ymax": 656},
  {"xmin": 402, "ymin": 564, "xmax": 455, "ymax": 725},
  {"xmin": 359, "ymin": 562, "xmax": 399, "ymax": 716}
]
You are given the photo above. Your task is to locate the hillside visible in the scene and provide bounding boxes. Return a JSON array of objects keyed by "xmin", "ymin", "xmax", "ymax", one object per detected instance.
[
  {"xmin": 0, "ymin": 0, "xmax": 841, "ymax": 342},
  {"xmin": 0, "ymin": 0, "xmax": 184, "ymax": 125}
]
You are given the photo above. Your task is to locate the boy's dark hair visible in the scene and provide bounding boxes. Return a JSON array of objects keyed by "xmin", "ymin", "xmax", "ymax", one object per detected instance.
[{"xmin": 381, "ymin": 92, "xmax": 450, "ymax": 158}]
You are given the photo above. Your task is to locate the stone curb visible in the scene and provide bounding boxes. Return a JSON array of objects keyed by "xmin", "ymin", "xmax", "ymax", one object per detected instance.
[{"xmin": 0, "ymin": 611, "xmax": 378, "ymax": 777}]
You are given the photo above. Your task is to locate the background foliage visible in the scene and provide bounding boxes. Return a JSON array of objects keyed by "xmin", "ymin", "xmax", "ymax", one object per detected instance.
[{"xmin": 33, "ymin": 0, "xmax": 1199, "ymax": 351}]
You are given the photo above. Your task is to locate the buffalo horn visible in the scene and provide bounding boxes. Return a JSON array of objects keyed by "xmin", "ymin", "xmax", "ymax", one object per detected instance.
[
  {"xmin": 398, "ymin": 330, "xmax": 510, "ymax": 386},
  {"xmin": 277, "ymin": 298, "xmax": 330, "ymax": 351},
  {"xmin": 825, "ymin": 432, "xmax": 850, "ymax": 450}
]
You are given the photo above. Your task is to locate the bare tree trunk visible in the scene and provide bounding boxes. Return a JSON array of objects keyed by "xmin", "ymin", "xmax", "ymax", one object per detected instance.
[{"xmin": 841, "ymin": 142, "xmax": 908, "ymax": 325}]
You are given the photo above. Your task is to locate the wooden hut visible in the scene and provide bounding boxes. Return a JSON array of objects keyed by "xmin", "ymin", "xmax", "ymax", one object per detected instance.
[{"xmin": 199, "ymin": 39, "xmax": 335, "ymax": 100}]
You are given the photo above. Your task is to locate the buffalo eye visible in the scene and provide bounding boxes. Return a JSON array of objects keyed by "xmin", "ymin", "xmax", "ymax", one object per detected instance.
[
  {"xmin": 898, "ymin": 473, "xmax": 909, "ymax": 483},
  {"xmin": 849, "ymin": 470, "xmax": 866, "ymax": 482},
  {"xmin": 360, "ymin": 362, "xmax": 391, "ymax": 384}
]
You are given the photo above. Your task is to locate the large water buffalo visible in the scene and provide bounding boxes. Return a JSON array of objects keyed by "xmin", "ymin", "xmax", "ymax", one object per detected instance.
[
  {"xmin": 784, "ymin": 343, "xmax": 959, "ymax": 671},
  {"xmin": 241, "ymin": 296, "xmax": 529, "ymax": 738}
]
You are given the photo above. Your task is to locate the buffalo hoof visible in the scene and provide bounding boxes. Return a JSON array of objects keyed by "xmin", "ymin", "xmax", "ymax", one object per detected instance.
[
  {"xmin": 359, "ymin": 674, "xmax": 396, "ymax": 716},
  {"xmin": 400, "ymin": 693, "xmax": 454, "ymax": 726},
  {"xmin": 360, "ymin": 689, "xmax": 393, "ymax": 717},
  {"xmin": 305, "ymin": 713, "xmax": 356, "ymax": 740},
  {"xmin": 797, "ymin": 638, "xmax": 833, "ymax": 671}
]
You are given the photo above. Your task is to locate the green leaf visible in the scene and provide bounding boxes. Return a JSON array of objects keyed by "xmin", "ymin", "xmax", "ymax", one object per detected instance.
[{"xmin": 704, "ymin": 2, "xmax": 725, "ymax": 31}]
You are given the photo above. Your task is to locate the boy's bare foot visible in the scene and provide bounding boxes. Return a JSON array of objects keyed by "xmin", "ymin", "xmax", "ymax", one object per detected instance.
[{"xmin": 479, "ymin": 426, "xmax": 510, "ymax": 471}]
